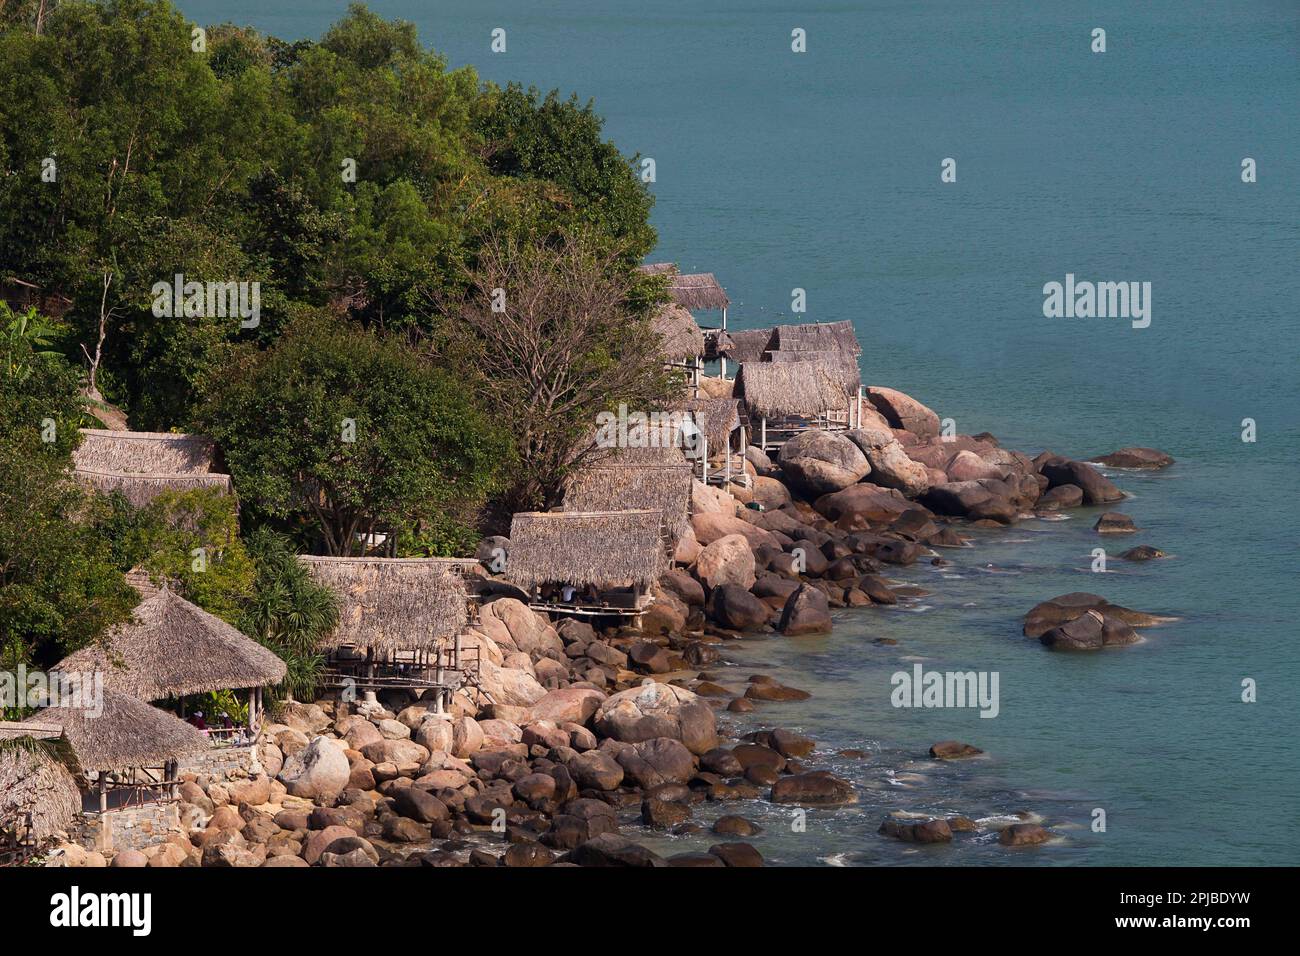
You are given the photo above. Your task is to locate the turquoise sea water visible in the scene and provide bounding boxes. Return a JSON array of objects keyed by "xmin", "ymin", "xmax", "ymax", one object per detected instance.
[{"xmin": 180, "ymin": 0, "xmax": 1299, "ymax": 865}]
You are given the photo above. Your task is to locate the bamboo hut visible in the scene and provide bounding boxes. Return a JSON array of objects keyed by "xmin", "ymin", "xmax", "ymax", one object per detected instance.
[
  {"xmin": 563, "ymin": 463, "xmax": 693, "ymax": 554},
  {"xmin": 299, "ymin": 556, "xmax": 476, "ymax": 706},
  {"xmin": 0, "ymin": 744, "xmax": 81, "ymax": 861},
  {"xmin": 0, "ymin": 689, "xmax": 209, "ymax": 821},
  {"xmin": 56, "ymin": 587, "xmax": 286, "ymax": 740},
  {"xmin": 736, "ymin": 359, "xmax": 857, "ymax": 451},
  {"xmin": 505, "ymin": 510, "xmax": 666, "ymax": 620},
  {"xmin": 651, "ymin": 302, "xmax": 707, "ymax": 395},
  {"xmin": 638, "ymin": 263, "xmax": 733, "ymax": 375},
  {"xmin": 682, "ymin": 397, "xmax": 747, "ymax": 487}
]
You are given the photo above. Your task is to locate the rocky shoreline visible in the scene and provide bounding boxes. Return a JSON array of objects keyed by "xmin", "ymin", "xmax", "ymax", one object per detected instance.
[{"xmin": 45, "ymin": 387, "xmax": 1175, "ymax": 868}]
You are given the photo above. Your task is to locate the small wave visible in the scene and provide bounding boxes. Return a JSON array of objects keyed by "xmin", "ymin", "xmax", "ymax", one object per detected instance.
[{"xmin": 819, "ymin": 852, "xmax": 853, "ymax": 867}]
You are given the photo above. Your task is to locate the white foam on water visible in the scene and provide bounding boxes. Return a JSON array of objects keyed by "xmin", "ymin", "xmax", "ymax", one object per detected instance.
[{"xmin": 819, "ymin": 852, "xmax": 852, "ymax": 867}]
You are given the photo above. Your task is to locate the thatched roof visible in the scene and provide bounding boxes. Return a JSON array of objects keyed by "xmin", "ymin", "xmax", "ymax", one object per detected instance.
[
  {"xmin": 300, "ymin": 556, "xmax": 469, "ymax": 652},
  {"xmin": 0, "ymin": 688, "xmax": 210, "ymax": 773},
  {"xmin": 563, "ymin": 465, "xmax": 692, "ymax": 546},
  {"xmin": 0, "ymin": 746, "xmax": 81, "ymax": 843},
  {"xmin": 651, "ymin": 303, "xmax": 705, "ymax": 362},
  {"xmin": 56, "ymin": 588, "xmax": 286, "ymax": 700},
  {"xmin": 763, "ymin": 349, "xmax": 862, "ymax": 392},
  {"xmin": 73, "ymin": 429, "xmax": 217, "ymax": 474},
  {"xmin": 665, "ymin": 273, "xmax": 729, "ymax": 311},
  {"xmin": 770, "ymin": 320, "xmax": 861, "ymax": 355},
  {"xmin": 506, "ymin": 510, "xmax": 667, "ymax": 590},
  {"xmin": 736, "ymin": 360, "xmax": 853, "ymax": 418},
  {"xmin": 720, "ymin": 327, "xmax": 776, "ymax": 364},
  {"xmin": 75, "ymin": 468, "xmax": 233, "ymax": 509},
  {"xmin": 637, "ymin": 262, "xmax": 678, "ymax": 275},
  {"xmin": 683, "ymin": 397, "xmax": 743, "ymax": 449}
]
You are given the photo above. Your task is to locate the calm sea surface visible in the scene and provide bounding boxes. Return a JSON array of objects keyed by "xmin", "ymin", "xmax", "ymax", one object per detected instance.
[{"xmin": 180, "ymin": 0, "xmax": 1300, "ymax": 865}]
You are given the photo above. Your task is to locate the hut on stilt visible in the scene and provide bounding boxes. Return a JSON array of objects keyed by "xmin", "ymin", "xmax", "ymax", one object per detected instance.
[
  {"xmin": 736, "ymin": 359, "xmax": 859, "ymax": 453},
  {"xmin": 55, "ymin": 585, "xmax": 286, "ymax": 745},
  {"xmin": 299, "ymin": 556, "xmax": 478, "ymax": 711},
  {"xmin": 639, "ymin": 263, "xmax": 732, "ymax": 376},
  {"xmin": 651, "ymin": 302, "xmax": 707, "ymax": 396},
  {"xmin": 0, "ymin": 689, "xmax": 209, "ymax": 853},
  {"xmin": 504, "ymin": 510, "xmax": 666, "ymax": 622},
  {"xmin": 562, "ymin": 462, "xmax": 693, "ymax": 559}
]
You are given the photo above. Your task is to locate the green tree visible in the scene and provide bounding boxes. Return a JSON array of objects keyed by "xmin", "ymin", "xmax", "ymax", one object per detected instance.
[
  {"xmin": 0, "ymin": 310, "xmax": 135, "ymax": 667},
  {"xmin": 201, "ymin": 314, "xmax": 512, "ymax": 555}
]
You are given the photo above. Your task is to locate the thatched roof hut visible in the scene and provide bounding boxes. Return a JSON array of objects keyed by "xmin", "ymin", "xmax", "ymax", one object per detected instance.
[
  {"xmin": 73, "ymin": 429, "xmax": 218, "ymax": 474},
  {"xmin": 667, "ymin": 273, "xmax": 729, "ymax": 311},
  {"xmin": 506, "ymin": 510, "xmax": 667, "ymax": 590},
  {"xmin": 300, "ymin": 556, "xmax": 469, "ymax": 653},
  {"xmin": 74, "ymin": 469, "xmax": 233, "ymax": 509},
  {"xmin": 683, "ymin": 397, "xmax": 743, "ymax": 449},
  {"xmin": 720, "ymin": 327, "xmax": 776, "ymax": 364},
  {"xmin": 651, "ymin": 303, "xmax": 706, "ymax": 362},
  {"xmin": 637, "ymin": 262, "xmax": 678, "ymax": 276},
  {"xmin": 736, "ymin": 360, "xmax": 853, "ymax": 419},
  {"xmin": 563, "ymin": 464, "xmax": 692, "ymax": 546},
  {"xmin": 56, "ymin": 588, "xmax": 286, "ymax": 701},
  {"xmin": 0, "ymin": 689, "xmax": 210, "ymax": 774},
  {"xmin": 0, "ymin": 745, "xmax": 81, "ymax": 844},
  {"xmin": 770, "ymin": 320, "xmax": 861, "ymax": 355},
  {"xmin": 763, "ymin": 349, "xmax": 862, "ymax": 392}
]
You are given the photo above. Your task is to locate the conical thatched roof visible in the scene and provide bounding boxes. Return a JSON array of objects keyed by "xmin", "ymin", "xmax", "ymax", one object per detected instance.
[
  {"xmin": 637, "ymin": 262, "xmax": 678, "ymax": 276},
  {"xmin": 74, "ymin": 468, "xmax": 233, "ymax": 509},
  {"xmin": 56, "ymin": 588, "xmax": 286, "ymax": 701},
  {"xmin": 73, "ymin": 429, "xmax": 218, "ymax": 474},
  {"xmin": 737, "ymin": 360, "xmax": 853, "ymax": 418},
  {"xmin": 651, "ymin": 303, "xmax": 705, "ymax": 362},
  {"xmin": 2, "ymin": 689, "xmax": 210, "ymax": 773},
  {"xmin": 770, "ymin": 320, "xmax": 861, "ymax": 354},
  {"xmin": 719, "ymin": 327, "xmax": 775, "ymax": 364},
  {"xmin": 0, "ymin": 745, "xmax": 81, "ymax": 843},
  {"xmin": 300, "ymin": 556, "xmax": 469, "ymax": 652},
  {"xmin": 506, "ymin": 510, "xmax": 667, "ymax": 590},
  {"xmin": 563, "ymin": 464, "xmax": 692, "ymax": 547}
]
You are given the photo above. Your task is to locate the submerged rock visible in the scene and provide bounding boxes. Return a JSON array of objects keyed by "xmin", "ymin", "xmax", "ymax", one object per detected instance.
[
  {"xmin": 999, "ymin": 823, "xmax": 1052, "ymax": 846},
  {"xmin": 929, "ymin": 740, "xmax": 983, "ymax": 760},
  {"xmin": 1089, "ymin": 447, "xmax": 1174, "ymax": 469},
  {"xmin": 1119, "ymin": 545, "xmax": 1166, "ymax": 561},
  {"xmin": 879, "ymin": 815, "xmax": 953, "ymax": 843},
  {"xmin": 1094, "ymin": 512, "xmax": 1137, "ymax": 533}
]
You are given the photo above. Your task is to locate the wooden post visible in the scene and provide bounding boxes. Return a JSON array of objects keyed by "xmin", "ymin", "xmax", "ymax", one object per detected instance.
[
  {"xmin": 700, "ymin": 436, "xmax": 708, "ymax": 485},
  {"xmin": 720, "ymin": 306, "xmax": 729, "ymax": 379},
  {"xmin": 760, "ymin": 416, "xmax": 767, "ymax": 451},
  {"xmin": 98, "ymin": 776, "xmax": 107, "ymax": 814}
]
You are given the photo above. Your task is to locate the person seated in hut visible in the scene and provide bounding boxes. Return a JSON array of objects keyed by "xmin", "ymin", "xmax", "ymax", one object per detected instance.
[
  {"xmin": 561, "ymin": 583, "xmax": 577, "ymax": 604},
  {"xmin": 188, "ymin": 710, "xmax": 208, "ymax": 732}
]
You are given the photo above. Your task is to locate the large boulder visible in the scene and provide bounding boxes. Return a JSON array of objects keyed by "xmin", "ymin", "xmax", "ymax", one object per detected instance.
[
  {"xmin": 921, "ymin": 481, "xmax": 1014, "ymax": 522},
  {"xmin": 707, "ymin": 584, "xmax": 771, "ymax": 631},
  {"xmin": 778, "ymin": 430, "xmax": 871, "ymax": 498},
  {"xmin": 944, "ymin": 449, "xmax": 1008, "ymax": 482},
  {"xmin": 477, "ymin": 658, "xmax": 548, "ymax": 707},
  {"xmin": 528, "ymin": 688, "xmax": 606, "ymax": 726},
  {"xmin": 277, "ymin": 737, "xmax": 350, "ymax": 802},
  {"xmin": 690, "ymin": 512, "xmax": 780, "ymax": 550},
  {"xmin": 594, "ymin": 683, "xmax": 717, "ymax": 754},
  {"xmin": 1040, "ymin": 609, "xmax": 1140, "ymax": 650},
  {"xmin": 749, "ymin": 476, "xmax": 792, "ymax": 510},
  {"xmin": 1038, "ymin": 458, "xmax": 1124, "ymax": 505},
  {"xmin": 695, "ymin": 533, "xmax": 757, "ymax": 591},
  {"xmin": 813, "ymin": 483, "xmax": 915, "ymax": 527},
  {"xmin": 865, "ymin": 387, "xmax": 941, "ymax": 439},
  {"xmin": 846, "ymin": 426, "xmax": 931, "ymax": 497},
  {"xmin": 659, "ymin": 569, "xmax": 705, "ymax": 607},
  {"xmin": 1023, "ymin": 592, "xmax": 1168, "ymax": 638},
  {"xmin": 1088, "ymin": 447, "xmax": 1174, "ymax": 469},
  {"xmin": 770, "ymin": 771, "xmax": 856, "ymax": 806},
  {"xmin": 778, "ymin": 584, "xmax": 832, "ymax": 636},
  {"xmin": 479, "ymin": 598, "xmax": 564, "ymax": 656}
]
